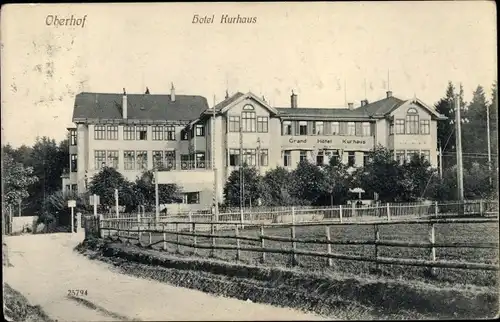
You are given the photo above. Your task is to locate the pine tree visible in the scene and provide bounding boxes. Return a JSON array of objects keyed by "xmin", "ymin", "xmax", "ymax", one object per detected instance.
[
  {"xmin": 462, "ymin": 85, "xmax": 489, "ymax": 168},
  {"xmin": 434, "ymin": 82, "xmax": 456, "ymax": 169}
]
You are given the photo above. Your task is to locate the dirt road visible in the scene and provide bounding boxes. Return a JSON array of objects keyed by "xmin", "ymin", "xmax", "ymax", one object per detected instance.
[{"xmin": 4, "ymin": 233, "xmax": 326, "ymax": 321}]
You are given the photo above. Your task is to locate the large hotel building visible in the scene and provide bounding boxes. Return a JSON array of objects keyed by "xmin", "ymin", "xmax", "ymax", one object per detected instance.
[{"xmin": 62, "ymin": 85, "xmax": 446, "ymax": 210}]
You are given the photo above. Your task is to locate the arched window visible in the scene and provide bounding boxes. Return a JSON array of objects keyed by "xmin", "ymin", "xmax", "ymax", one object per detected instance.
[
  {"xmin": 242, "ymin": 104, "xmax": 256, "ymax": 132},
  {"xmin": 406, "ymin": 108, "xmax": 419, "ymax": 134}
]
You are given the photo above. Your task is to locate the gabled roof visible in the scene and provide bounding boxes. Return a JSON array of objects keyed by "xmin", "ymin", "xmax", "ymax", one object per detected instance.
[
  {"xmin": 214, "ymin": 92, "xmax": 279, "ymax": 115},
  {"xmin": 72, "ymin": 92, "xmax": 209, "ymax": 122},
  {"xmin": 356, "ymin": 96, "xmax": 446, "ymax": 120}
]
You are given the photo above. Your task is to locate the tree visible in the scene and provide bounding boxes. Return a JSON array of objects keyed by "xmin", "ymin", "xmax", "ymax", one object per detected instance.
[
  {"xmin": 288, "ymin": 160, "xmax": 326, "ymax": 205},
  {"xmin": 25, "ymin": 137, "xmax": 68, "ymax": 215},
  {"xmin": 2, "ymin": 151, "xmax": 38, "ymax": 210},
  {"xmin": 357, "ymin": 146, "xmax": 402, "ymax": 202},
  {"xmin": 223, "ymin": 166, "xmax": 263, "ymax": 207},
  {"xmin": 399, "ymin": 153, "xmax": 437, "ymax": 201},
  {"xmin": 462, "ymin": 85, "xmax": 489, "ymax": 168},
  {"xmin": 38, "ymin": 190, "xmax": 86, "ymax": 229},
  {"xmin": 133, "ymin": 170, "xmax": 182, "ymax": 212},
  {"xmin": 489, "ymin": 81, "xmax": 498, "ymax": 164},
  {"xmin": 319, "ymin": 157, "xmax": 351, "ymax": 206},
  {"xmin": 261, "ymin": 167, "xmax": 301, "ymax": 206},
  {"xmin": 88, "ymin": 167, "xmax": 137, "ymax": 212}
]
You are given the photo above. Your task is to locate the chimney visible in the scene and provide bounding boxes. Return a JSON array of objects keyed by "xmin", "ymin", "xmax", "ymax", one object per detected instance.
[
  {"xmin": 361, "ymin": 99, "xmax": 368, "ymax": 107},
  {"xmin": 122, "ymin": 88, "xmax": 127, "ymax": 119},
  {"xmin": 348, "ymin": 102, "xmax": 354, "ymax": 110},
  {"xmin": 170, "ymin": 83, "xmax": 176, "ymax": 102},
  {"xmin": 291, "ymin": 90, "xmax": 298, "ymax": 108},
  {"xmin": 386, "ymin": 90, "xmax": 393, "ymax": 98}
]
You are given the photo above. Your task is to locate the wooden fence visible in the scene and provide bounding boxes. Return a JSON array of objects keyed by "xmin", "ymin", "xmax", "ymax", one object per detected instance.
[{"xmin": 94, "ymin": 217, "xmax": 500, "ymax": 272}]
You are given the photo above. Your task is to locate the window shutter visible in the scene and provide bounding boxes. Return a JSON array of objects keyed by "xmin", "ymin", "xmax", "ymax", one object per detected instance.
[
  {"xmin": 339, "ymin": 122, "xmax": 347, "ymax": 135},
  {"xmin": 324, "ymin": 121, "xmax": 332, "ymax": 135}
]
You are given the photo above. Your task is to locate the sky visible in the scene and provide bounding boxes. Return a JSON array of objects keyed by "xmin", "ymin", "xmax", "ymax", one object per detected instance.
[{"xmin": 1, "ymin": 1, "xmax": 497, "ymax": 147}]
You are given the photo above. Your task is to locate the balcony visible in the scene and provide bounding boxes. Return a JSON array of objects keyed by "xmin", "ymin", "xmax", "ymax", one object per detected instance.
[{"xmin": 154, "ymin": 160, "xmax": 212, "ymax": 171}]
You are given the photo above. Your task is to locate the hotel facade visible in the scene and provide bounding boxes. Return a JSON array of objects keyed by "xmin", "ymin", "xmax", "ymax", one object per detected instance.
[{"xmin": 62, "ymin": 85, "xmax": 446, "ymax": 210}]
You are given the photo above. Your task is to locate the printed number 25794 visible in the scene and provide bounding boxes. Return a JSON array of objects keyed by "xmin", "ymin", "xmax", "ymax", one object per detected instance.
[{"xmin": 68, "ymin": 290, "xmax": 88, "ymax": 296}]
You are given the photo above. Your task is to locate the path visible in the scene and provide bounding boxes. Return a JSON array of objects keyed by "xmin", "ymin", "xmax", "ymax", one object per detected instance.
[{"xmin": 4, "ymin": 233, "xmax": 327, "ymax": 321}]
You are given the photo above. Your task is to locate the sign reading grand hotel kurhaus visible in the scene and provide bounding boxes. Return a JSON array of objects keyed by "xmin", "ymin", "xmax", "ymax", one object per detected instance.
[{"xmin": 281, "ymin": 135, "xmax": 375, "ymax": 150}]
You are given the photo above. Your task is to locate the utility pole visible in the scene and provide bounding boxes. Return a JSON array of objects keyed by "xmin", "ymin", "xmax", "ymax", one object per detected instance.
[
  {"xmin": 438, "ymin": 143, "xmax": 443, "ymax": 179},
  {"xmin": 155, "ymin": 168, "xmax": 159, "ymax": 224},
  {"xmin": 455, "ymin": 93, "xmax": 464, "ymax": 211},
  {"xmin": 486, "ymin": 102, "xmax": 492, "ymax": 184},
  {"xmin": 239, "ymin": 125, "xmax": 244, "ymax": 211}
]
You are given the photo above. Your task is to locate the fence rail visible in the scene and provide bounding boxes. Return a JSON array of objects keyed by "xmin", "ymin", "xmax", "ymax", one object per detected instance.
[{"xmin": 89, "ymin": 213, "xmax": 500, "ymax": 274}]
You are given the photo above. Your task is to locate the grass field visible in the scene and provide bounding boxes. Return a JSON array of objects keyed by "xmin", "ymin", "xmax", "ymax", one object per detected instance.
[{"xmin": 114, "ymin": 221, "xmax": 500, "ymax": 288}]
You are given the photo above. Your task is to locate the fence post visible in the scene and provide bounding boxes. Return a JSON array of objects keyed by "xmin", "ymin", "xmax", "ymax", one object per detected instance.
[
  {"xmin": 339, "ymin": 205, "xmax": 343, "ymax": 223},
  {"xmin": 374, "ymin": 224, "xmax": 380, "ymax": 272},
  {"xmin": 290, "ymin": 225, "xmax": 297, "ymax": 266},
  {"xmin": 127, "ymin": 221, "xmax": 131, "ymax": 244},
  {"xmin": 210, "ymin": 223, "xmax": 215, "ymax": 258},
  {"xmin": 291, "ymin": 206, "xmax": 295, "ymax": 224},
  {"xmin": 260, "ymin": 225, "xmax": 265, "ymax": 263},
  {"xmin": 428, "ymin": 222, "xmax": 436, "ymax": 276},
  {"xmin": 137, "ymin": 213, "xmax": 141, "ymax": 244},
  {"xmin": 189, "ymin": 212, "xmax": 193, "ymax": 232},
  {"xmin": 480, "ymin": 199, "xmax": 484, "ymax": 216},
  {"xmin": 192, "ymin": 222, "xmax": 197, "ymax": 255},
  {"xmin": 148, "ymin": 231, "xmax": 152, "ymax": 246},
  {"xmin": 240, "ymin": 207, "xmax": 245, "ymax": 229},
  {"xmin": 434, "ymin": 201, "xmax": 438, "ymax": 218},
  {"xmin": 235, "ymin": 224, "xmax": 240, "ymax": 261},
  {"xmin": 325, "ymin": 226, "xmax": 332, "ymax": 267},
  {"xmin": 386, "ymin": 203, "xmax": 391, "ymax": 221},
  {"xmin": 163, "ymin": 229, "xmax": 167, "ymax": 250},
  {"xmin": 176, "ymin": 223, "xmax": 180, "ymax": 254}
]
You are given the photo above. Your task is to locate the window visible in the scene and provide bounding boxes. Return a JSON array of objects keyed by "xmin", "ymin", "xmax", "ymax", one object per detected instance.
[
  {"xmin": 181, "ymin": 129, "xmax": 189, "ymax": 140},
  {"xmin": 107, "ymin": 125, "xmax": 118, "ymax": 140},
  {"xmin": 136, "ymin": 151, "xmax": 148, "ymax": 170},
  {"xmin": 94, "ymin": 150, "xmax": 106, "ymax": 170},
  {"xmin": 331, "ymin": 122, "xmax": 340, "ymax": 135},
  {"xmin": 70, "ymin": 154, "xmax": 77, "ymax": 172},
  {"xmin": 421, "ymin": 150, "xmax": 430, "ymax": 162},
  {"xmin": 396, "ymin": 150, "xmax": 405, "ymax": 164},
  {"xmin": 259, "ymin": 149, "xmax": 269, "ymax": 166},
  {"xmin": 330, "ymin": 150, "xmax": 340, "ymax": 165},
  {"xmin": 314, "ymin": 121, "xmax": 324, "ymax": 135},
  {"xmin": 137, "ymin": 126, "xmax": 148, "ymax": 140},
  {"xmin": 257, "ymin": 117, "xmax": 268, "ymax": 133},
  {"xmin": 283, "ymin": 151, "xmax": 292, "ymax": 167},
  {"xmin": 124, "ymin": 151, "xmax": 135, "ymax": 170},
  {"xmin": 71, "ymin": 184, "xmax": 77, "ymax": 192},
  {"xmin": 195, "ymin": 124, "xmax": 205, "ymax": 137},
  {"xmin": 70, "ymin": 130, "xmax": 77, "ymax": 145},
  {"xmin": 65, "ymin": 185, "xmax": 70, "ymax": 192},
  {"xmin": 347, "ymin": 151, "xmax": 355, "ymax": 167},
  {"xmin": 299, "ymin": 121, "xmax": 308, "ymax": 135},
  {"xmin": 282, "ymin": 121, "xmax": 292, "ymax": 135},
  {"xmin": 362, "ymin": 122, "xmax": 371, "ymax": 136},
  {"xmin": 229, "ymin": 149, "xmax": 240, "ymax": 166},
  {"xmin": 242, "ymin": 111, "xmax": 256, "ymax": 132},
  {"xmin": 316, "ymin": 151, "xmax": 324, "ymax": 166},
  {"xmin": 299, "ymin": 151, "xmax": 308, "ymax": 162},
  {"xmin": 165, "ymin": 126, "xmax": 176, "ymax": 140},
  {"xmin": 347, "ymin": 122, "xmax": 356, "ymax": 136},
  {"xmin": 389, "ymin": 122, "xmax": 394, "ymax": 135},
  {"xmin": 186, "ymin": 192, "xmax": 200, "ymax": 204},
  {"xmin": 406, "ymin": 108, "xmax": 419, "ymax": 134},
  {"xmin": 180, "ymin": 154, "xmax": 191, "ymax": 170},
  {"xmin": 106, "ymin": 151, "xmax": 119, "ymax": 169},
  {"xmin": 153, "ymin": 151, "xmax": 163, "ymax": 168},
  {"xmin": 229, "ymin": 116, "xmax": 240, "ymax": 132},
  {"xmin": 407, "ymin": 150, "xmax": 419, "ymax": 162},
  {"xmin": 94, "ymin": 125, "xmax": 106, "ymax": 140},
  {"xmin": 242, "ymin": 149, "xmax": 256, "ymax": 166},
  {"xmin": 420, "ymin": 120, "xmax": 430, "ymax": 135},
  {"xmin": 195, "ymin": 152, "xmax": 206, "ymax": 168},
  {"xmin": 124, "ymin": 126, "xmax": 135, "ymax": 140},
  {"xmin": 152, "ymin": 126, "xmax": 164, "ymax": 141},
  {"xmin": 165, "ymin": 151, "xmax": 176, "ymax": 169},
  {"xmin": 395, "ymin": 119, "xmax": 405, "ymax": 134}
]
